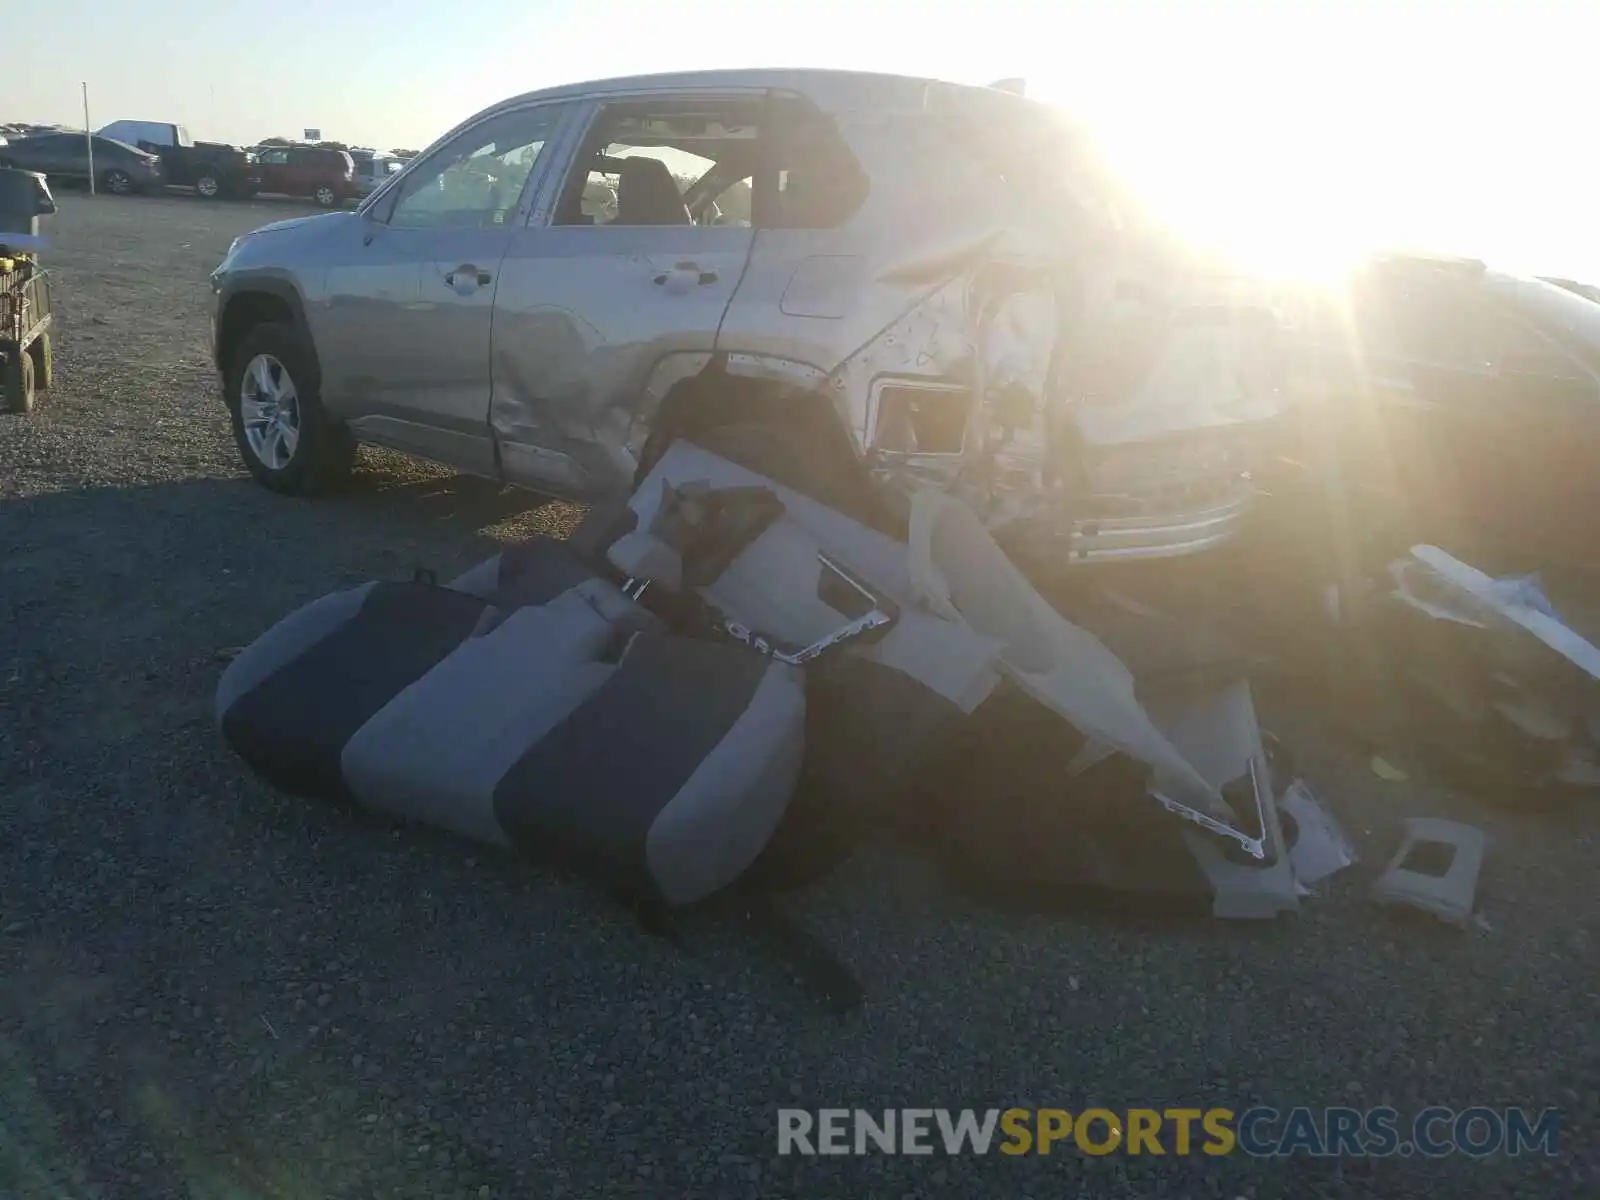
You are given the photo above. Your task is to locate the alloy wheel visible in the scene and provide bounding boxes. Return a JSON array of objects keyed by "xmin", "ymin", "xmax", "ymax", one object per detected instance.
[{"xmin": 239, "ymin": 354, "xmax": 301, "ymax": 470}]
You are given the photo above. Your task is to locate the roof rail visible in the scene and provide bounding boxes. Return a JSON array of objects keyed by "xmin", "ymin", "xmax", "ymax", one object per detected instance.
[
  {"xmin": 987, "ymin": 77, "xmax": 1026, "ymax": 95},
  {"xmin": 1368, "ymin": 251, "xmax": 1487, "ymax": 277}
]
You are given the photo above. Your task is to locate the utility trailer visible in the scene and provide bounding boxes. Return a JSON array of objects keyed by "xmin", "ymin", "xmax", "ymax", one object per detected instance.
[
  {"xmin": 0, "ymin": 166, "xmax": 56, "ymax": 413},
  {"xmin": 0, "ymin": 253, "xmax": 52, "ymax": 413}
]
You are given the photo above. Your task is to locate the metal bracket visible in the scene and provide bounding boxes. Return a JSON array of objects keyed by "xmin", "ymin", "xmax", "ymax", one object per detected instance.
[
  {"xmin": 715, "ymin": 551, "xmax": 897, "ymax": 667},
  {"xmin": 1151, "ymin": 755, "xmax": 1271, "ymax": 861}
]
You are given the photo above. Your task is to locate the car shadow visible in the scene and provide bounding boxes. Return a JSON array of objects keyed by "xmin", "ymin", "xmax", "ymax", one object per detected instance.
[{"xmin": 0, "ymin": 470, "xmax": 580, "ymax": 679}]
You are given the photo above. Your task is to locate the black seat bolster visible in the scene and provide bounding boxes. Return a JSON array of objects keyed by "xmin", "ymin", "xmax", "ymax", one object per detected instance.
[
  {"xmin": 491, "ymin": 634, "xmax": 805, "ymax": 905},
  {"xmin": 219, "ymin": 582, "xmax": 492, "ymax": 803}
]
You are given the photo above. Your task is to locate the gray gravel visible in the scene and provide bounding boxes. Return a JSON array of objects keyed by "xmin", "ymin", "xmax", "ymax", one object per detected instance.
[{"xmin": 2, "ymin": 193, "xmax": 1597, "ymax": 1198}]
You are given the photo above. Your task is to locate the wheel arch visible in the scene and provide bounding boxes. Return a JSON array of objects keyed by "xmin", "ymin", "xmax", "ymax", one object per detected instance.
[
  {"xmin": 634, "ymin": 351, "xmax": 866, "ymax": 485},
  {"xmin": 216, "ymin": 279, "xmax": 317, "ymax": 385}
]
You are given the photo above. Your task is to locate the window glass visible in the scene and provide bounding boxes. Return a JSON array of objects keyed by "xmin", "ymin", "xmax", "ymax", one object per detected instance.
[
  {"xmin": 553, "ymin": 102, "xmax": 762, "ymax": 228},
  {"xmin": 1362, "ymin": 276, "xmax": 1562, "ymax": 373},
  {"xmin": 1491, "ymin": 278, "xmax": 1600, "ymax": 360},
  {"xmin": 257, "ymin": 148, "xmax": 289, "ymax": 165},
  {"xmin": 768, "ymin": 106, "xmax": 869, "ymax": 229},
  {"xmin": 388, "ymin": 106, "xmax": 564, "ymax": 231}
]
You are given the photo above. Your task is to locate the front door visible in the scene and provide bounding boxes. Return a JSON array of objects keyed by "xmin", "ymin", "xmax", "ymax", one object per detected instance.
[
  {"xmin": 317, "ymin": 101, "xmax": 577, "ymax": 473},
  {"xmin": 488, "ymin": 92, "xmax": 762, "ymax": 496},
  {"xmin": 251, "ymin": 147, "xmax": 290, "ymax": 195}
]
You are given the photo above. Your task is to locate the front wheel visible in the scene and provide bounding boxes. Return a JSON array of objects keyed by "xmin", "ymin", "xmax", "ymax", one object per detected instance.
[
  {"xmin": 103, "ymin": 169, "xmax": 133, "ymax": 196},
  {"xmin": 2, "ymin": 349, "xmax": 36, "ymax": 414},
  {"xmin": 225, "ymin": 322, "xmax": 356, "ymax": 495},
  {"xmin": 313, "ymin": 184, "xmax": 337, "ymax": 208}
]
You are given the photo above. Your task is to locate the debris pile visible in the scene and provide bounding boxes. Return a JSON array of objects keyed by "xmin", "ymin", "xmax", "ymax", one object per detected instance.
[
  {"xmin": 216, "ymin": 442, "xmax": 1557, "ymax": 1006},
  {"xmin": 1382, "ymin": 545, "xmax": 1600, "ymax": 790}
]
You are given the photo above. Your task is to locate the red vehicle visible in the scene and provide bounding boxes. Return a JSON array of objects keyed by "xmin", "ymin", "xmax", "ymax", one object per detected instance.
[{"xmin": 246, "ymin": 145, "xmax": 356, "ymax": 207}]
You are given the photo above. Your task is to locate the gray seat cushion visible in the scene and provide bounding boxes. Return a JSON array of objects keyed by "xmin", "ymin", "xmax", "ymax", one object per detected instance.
[{"xmin": 219, "ymin": 536, "xmax": 806, "ymax": 905}]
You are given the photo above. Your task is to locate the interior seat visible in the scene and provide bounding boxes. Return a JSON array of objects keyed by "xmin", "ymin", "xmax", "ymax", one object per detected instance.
[
  {"xmin": 615, "ymin": 156, "xmax": 691, "ymax": 226},
  {"xmin": 217, "ymin": 536, "xmax": 805, "ymax": 906}
]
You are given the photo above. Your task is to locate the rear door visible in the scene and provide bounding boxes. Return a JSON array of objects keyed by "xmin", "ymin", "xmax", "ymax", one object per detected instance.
[
  {"xmin": 20, "ymin": 135, "xmax": 88, "ymax": 183},
  {"xmin": 286, "ymin": 149, "xmax": 321, "ymax": 196},
  {"xmin": 319, "ymin": 100, "xmax": 579, "ymax": 473},
  {"xmin": 488, "ymin": 90, "xmax": 762, "ymax": 495}
]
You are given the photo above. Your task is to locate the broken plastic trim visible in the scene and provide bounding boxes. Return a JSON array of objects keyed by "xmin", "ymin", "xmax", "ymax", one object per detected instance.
[
  {"xmin": 718, "ymin": 552, "xmax": 898, "ymax": 666},
  {"xmin": 1151, "ymin": 755, "xmax": 1270, "ymax": 861}
]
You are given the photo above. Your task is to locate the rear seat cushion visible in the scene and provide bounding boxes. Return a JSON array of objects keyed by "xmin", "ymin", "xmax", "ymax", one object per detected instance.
[
  {"xmin": 218, "ymin": 581, "xmax": 492, "ymax": 803},
  {"xmin": 492, "ymin": 633, "xmax": 805, "ymax": 906},
  {"xmin": 338, "ymin": 584, "xmax": 635, "ymax": 847},
  {"xmin": 220, "ymin": 534, "xmax": 804, "ymax": 907}
]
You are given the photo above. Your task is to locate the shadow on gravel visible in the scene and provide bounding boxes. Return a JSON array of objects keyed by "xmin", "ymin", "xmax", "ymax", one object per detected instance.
[{"xmin": 0, "ymin": 468, "xmax": 580, "ymax": 769}]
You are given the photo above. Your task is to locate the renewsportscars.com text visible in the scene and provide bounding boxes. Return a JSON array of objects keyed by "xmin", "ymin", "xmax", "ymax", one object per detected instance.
[{"xmin": 777, "ymin": 1106, "xmax": 1563, "ymax": 1158}]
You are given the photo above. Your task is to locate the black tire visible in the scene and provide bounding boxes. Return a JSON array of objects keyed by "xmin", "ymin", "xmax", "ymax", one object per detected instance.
[
  {"xmin": 2, "ymin": 348, "xmax": 36, "ymax": 414},
  {"xmin": 224, "ymin": 322, "xmax": 356, "ymax": 495},
  {"xmin": 103, "ymin": 169, "xmax": 133, "ymax": 196},
  {"xmin": 313, "ymin": 184, "xmax": 337, "ymax": 208},
  {"xmin": 194, "ymin": 169, "xmax": 222, "ymax": 199},
  {"xmin": 27, "ymin": 332, "xmax": 51, "ymax": 392}
]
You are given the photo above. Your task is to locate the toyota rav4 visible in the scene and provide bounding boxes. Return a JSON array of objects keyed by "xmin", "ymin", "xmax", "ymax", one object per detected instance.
[{"xmin": 210, "ymin": 69, "xmax": 1283, "ymax": 564}]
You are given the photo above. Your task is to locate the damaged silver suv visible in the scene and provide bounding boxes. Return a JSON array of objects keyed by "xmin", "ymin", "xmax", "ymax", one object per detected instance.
[{"xmin": 210, "ymin": 69, "xmax": 1282, "ymax": 563}]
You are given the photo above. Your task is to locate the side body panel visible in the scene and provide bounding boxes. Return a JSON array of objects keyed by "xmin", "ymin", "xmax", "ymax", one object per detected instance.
[{"xmin": 488, "ymin": 91, "xmax": 762, "ymax": 497}]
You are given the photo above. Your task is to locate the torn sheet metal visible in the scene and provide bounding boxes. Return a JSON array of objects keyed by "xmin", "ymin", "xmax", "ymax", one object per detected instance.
[
  {"xmin": 631, "ymin": 441, "xmax": 1004, "ymax": 715},
  {"xmin": 1143, "ymin": 677, "xmax": 1299, "ymax": 919},
  {"xmin": 1386, "ymin": 545, "xmax": 1600, "ymax": 787},
  {"xmin": 634, "ymin": 441, "xmax": 1234, "ymax": 824},
  {"xmin": 904, "ymin": 486, "xmax": 1233, "ymax": 823},
  {"xmin": 1369, "ymin": 818, "xmax": 1486, "ymax": 926},
  {"xmin": 1142, "ymin": 679, "xmax": 1273, "ymax": 859}
]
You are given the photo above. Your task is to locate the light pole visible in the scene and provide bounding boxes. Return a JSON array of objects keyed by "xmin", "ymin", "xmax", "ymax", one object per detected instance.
[{"xmin": 81, "ymin": 82, "xmax": 95, "ymax": 196}]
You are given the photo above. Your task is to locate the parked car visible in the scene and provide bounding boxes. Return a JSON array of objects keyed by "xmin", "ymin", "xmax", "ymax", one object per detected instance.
[
  {"xmin": 209, "ymin": 69, "xmax": 1283, "ymax": 565},
  {"xmin": 1287, "ymin": 253, "xmax": 1600, "ymax": 570},
  {"xmin": 1540, "ymin": 276, "xmax": 1600, "ymax": 305},
  {"xmin": 349, "ymin": 148, "xmax": 404, "ymax": 198},
  {"xmin": 246, "ymin": 145, "xmax": 357, "ymax": 207},
  {"xmin": 95, "ymin": 120, "xmax": 253, "ymax": 199},
  {"xmin": 0, "ymin": 132, "xmax": 164, "ymax": 195}
]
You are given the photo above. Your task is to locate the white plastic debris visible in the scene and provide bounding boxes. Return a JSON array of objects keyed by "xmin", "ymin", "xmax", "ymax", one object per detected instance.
[
  {"xmin": 1369, "ymin": 817, "xmax": 1487, "ymax": 927},
  {"xmin": 1404, "ymin": 545, "xmax": 1600, "ymax": 680},
  {"xmin": 1279, "ymin": 779, "xmax": 1357, "ymax": 888}
]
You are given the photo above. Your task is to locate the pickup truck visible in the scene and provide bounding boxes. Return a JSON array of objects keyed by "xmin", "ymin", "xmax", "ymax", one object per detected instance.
[{"xmin": 95, "ymin": 120, "xmax": 253, "ymax": 199}]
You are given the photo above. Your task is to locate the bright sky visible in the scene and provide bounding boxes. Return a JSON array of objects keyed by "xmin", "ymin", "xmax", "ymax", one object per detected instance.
[{"xmin": 11, "ymin": 1, "xmax": 1598, "ymax": 282}]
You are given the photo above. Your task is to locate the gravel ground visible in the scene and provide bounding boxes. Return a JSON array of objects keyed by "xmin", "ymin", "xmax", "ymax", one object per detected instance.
[{"xmin": 2, "ymin": 193, "xmax": 1597, "ymax": 1198}]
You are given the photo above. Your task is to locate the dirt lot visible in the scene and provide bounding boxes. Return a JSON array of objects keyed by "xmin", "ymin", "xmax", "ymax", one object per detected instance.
[{"xmin": 2, "ymin": 193, "xmax": 1596, "ymax": 1198}]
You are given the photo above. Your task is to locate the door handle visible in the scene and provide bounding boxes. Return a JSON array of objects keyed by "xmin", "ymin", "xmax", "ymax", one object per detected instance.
[
  {"xmin": 653, "ymin": 261, "xmax": 718, "ymax": 287},
  {"xmin": 445, "ymin": 265, "xmax": 492, "ymax": 288}
]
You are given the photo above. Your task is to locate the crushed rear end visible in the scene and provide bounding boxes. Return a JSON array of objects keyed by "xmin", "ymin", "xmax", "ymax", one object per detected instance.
[{"xmin": 868, "ymin": 85, "xmax": 1285, "ymax": 565}]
